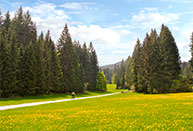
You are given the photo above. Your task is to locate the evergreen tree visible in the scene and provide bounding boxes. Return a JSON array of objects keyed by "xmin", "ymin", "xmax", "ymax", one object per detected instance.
[
  {"xmin": 81, "ymin": 43, "xmax": 90, "ymax": 85},
  {"xmin": 2, "ymin": 12, "xmax": 11, "ymax": 32},
  {"xmin": 132, "ymin": 39, "xmax": 142, "ymax": 92},
  {"xmin": 34, "ymin": 34, "xmax": 46, "ymax": 94},
  {"xmin": 0, "ymin": 28, "xmax": 10, "ymax": 97},
  {"xmin": 6, "ymin": 30, "xmax": 19, "ymax": 97},
  {"xmin": 58, "ymin": 24, "xmax": 75, "ymax": 93},
  {"xmin": 120, "ymin": 59, "xmax": 126, "ymax": 89},
  {"xmin": 158, "ymin": 24, "xmax": 181, "ymax": 92},
  {"xmin": 49, "ymin": 36, "xmax": 62, "ymax": 93},
  {"xmin": 125, "ymin": 57, "xmax": 133, "ymax": 88},
  {"xmin": 11, "ymin": 7, "xmax": 37, "ymax": 48},
  {"xmin": 88, "ymin": 42, "xmax": 99, "ymax": 90},
  {"xmin": 18, "ymin": 42, "xmax": 37, "ymax": 96}
]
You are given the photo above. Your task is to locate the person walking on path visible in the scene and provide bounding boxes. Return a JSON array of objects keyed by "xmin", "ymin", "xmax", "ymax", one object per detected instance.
[{"xmin": 72, "ymin": 92, "xmax": 75, "ymax": 99}]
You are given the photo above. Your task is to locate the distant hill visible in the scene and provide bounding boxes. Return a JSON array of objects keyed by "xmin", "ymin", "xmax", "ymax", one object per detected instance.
[{"xmin": 100, "ymin": 61, "xmax": 122, "ymax": 70}]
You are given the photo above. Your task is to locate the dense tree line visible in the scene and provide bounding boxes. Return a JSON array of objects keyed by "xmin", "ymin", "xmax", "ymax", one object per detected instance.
[
  {"xmin": 0, "ymin": 7, "xmax": 103, "ymax": 98},
  {"xmin": 102, "ymin": 24, "xmax": 192, "ymax": 93}
]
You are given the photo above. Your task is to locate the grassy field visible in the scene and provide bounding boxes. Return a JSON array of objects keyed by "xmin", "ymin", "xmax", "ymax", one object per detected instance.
[
  {"xmin": 1, "ymin": 85, "xmax": 193, "ymax": 130},
  {"xmin": 0, "ymin": 84, "xmax": 126, "ymax": 106}
]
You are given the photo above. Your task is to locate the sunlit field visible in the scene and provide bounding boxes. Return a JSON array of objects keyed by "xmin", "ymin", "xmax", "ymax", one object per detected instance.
[{"xmin": 1, "ymin": 85, "xmax": 193, "ymax": 130}]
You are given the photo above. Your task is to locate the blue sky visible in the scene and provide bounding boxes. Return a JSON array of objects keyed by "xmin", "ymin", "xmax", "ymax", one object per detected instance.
[{"xmin": 1, "ymin": 0, "xmax": 193, "ymax": 66}]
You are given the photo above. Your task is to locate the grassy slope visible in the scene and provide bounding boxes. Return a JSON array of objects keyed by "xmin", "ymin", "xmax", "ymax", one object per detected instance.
[
  {"xmin": 0, "ymin": 84, "xmax": 126, "ymax": 106},
  {"xmin": 1, "ymin": 88, "xmax": 193, "ymax": 130}
]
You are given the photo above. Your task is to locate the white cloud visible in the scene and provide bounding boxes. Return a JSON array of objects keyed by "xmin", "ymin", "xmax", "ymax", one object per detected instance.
[
  {"xmin": 131, "ymin": 8, "xmax": 179, "ymax": 29},
  {"xmin": 59, "ymin": 2, "xmax": 95, "ymax": 10},
  {"xmin": 23, "ymin": 2, "xmax": 70, "ymax": 42},
  {"xmin": 69, "ymin": 25, "xmax": 120, "ymax": 45}
]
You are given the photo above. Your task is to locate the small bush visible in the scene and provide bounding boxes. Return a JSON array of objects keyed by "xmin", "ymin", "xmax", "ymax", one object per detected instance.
[{"xmin": 170, "ymin": 78, "xmax": 192, "ymax": 93}]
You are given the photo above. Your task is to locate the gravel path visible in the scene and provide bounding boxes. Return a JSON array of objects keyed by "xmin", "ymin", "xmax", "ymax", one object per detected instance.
[{"xmin": 0, "ymin": 92, "xmax": 120, "ymax": 111}]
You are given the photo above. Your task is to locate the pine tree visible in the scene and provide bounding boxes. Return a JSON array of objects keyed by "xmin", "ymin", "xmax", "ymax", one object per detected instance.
[
  {"xmin": 2, "ymin": 12, "xmax": 11, "ymax": 32},
  {"xmin": 158, "ymin": 24, "xmax": 181, "ymax": 92},
  {"xmin": 81, "ymin": 43, "xmax": 90, "ymax": 85},
  {"xmin": 120, "ymin": 59, "xmax": 126, "ymax": 89},
  {"xmin": 0, "ymin": 28, "xmax": 10, "ymax": 97},
  {"xmin": 132, "ymin": 39, "xmax": 142, "ymax": 92},
  {"xmin": 49, "ymin": 36, "xmax": 62, "ymax": 93},
  {"xmin": 11, "ymin": 7, "xmax": 37, "ymax": 48},
  {"xmin": 18, "ymin": 42, "xmax": 37, "ymax": 96},
  {"xmin": 34, "ymin": 34, "xmax": 46, "ymax": 95},
  {"xmin": 125, "ymin": 57, "xmax": 133, "ymax": 88},
  {"xmin": 58, "ymin": 24, "xmax": 75, "ymax": 93},
  {"xmin": 88, "ymin": 42, "xmax": 99, "ymax": 90},
  {"xmin": 6, "ymin": 30, "xmax": 19, "ymax": 97}
]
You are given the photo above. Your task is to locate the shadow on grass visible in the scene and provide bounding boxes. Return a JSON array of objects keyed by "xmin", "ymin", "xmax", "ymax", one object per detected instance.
[
  {"xmin": 0, "ymin": 91, "xmax": 111, "ymax": 102},
  {"xmin": 0, "ymin": 94, "xmax": 69, "ymax": 102}
]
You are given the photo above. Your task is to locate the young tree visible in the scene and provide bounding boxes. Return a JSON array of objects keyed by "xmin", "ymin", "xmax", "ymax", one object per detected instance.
[{"xmin": 96, "ymin": 72, "xmax": 107, "ymax": 91}]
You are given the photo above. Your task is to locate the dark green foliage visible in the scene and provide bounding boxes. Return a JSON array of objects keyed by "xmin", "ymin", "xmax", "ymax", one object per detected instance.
[
  {"xmin": 96, "ymin": 72, "xmax": 107, "ymax": 91},
  {"xmin": 170, "ymin": 78, "xmax": 192, "ymax": 93},
  {"xmin": 124, "ymin": 57, "xmax": 133, "ymax": 89},
  {"xmin": 132, "ymin": 39, "xmax": 142, "ymax": 92},
  {"xmin": 58, "ymin": 24, "xmax": 75, "ymax": 93},
  {"xmin": 120, "ymin": 60, "xmax": 126, "ymax": 89},
  {"xmin": 0, "ymin": 28, "xmax": 10, "ymax": 97},
  {"xmin": 183, "ymin": 64, "xmax": 193, "ymax": 79},
  {"xmin": 11, "ymin": 7, "xmax": 37, "ymax": 48},
  {"xmin": 2, "ymin": 12, "xmax": 11, "ymax": 32},
  {"xmin": 87, "ymin": 42, "xmax": 99, "ymax": 91},
  {"xmin": 18, "ymin": 42, "xmax": 37, "ymax": 96},
  {"xmin": 0, "ymin": 7, "xmax": 101, "ymax": 98},
  {"xmin": 131, "ymin": 25, "xmax": 182, "ymax": 94}
]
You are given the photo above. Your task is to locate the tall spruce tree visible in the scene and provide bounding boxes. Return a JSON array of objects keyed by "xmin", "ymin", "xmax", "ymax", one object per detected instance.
[
  {"xmin": 0, "ymin": 28, "xmax": 10, "ymax": 97},
  {"xmin": 18, "ymin": 42, "xmax": 37, "ymax": 96},
  {"xmin": 125, "ymin": 57, "xmax": 133, "ymax": 88},
  {"xmin": 11, "ymin": 7, "xmax": 37, "ymax": 48},
  {"xmin": 34, "ymin": 34, "xmax": 46, "ymax": 95},
  {"xmin": 49, "ymin": 35, "xmax": 62, "ymax": 93},
  {"xmin": 158, "ymin": 24, "xmax": 181, "ymax": 92},
  {"xmin": 88, "ymin": 42, "xmax": 99, "ymax": 90},
  {"xmin": 132, "ymin": 39, "xmax": 142, "ymax": 92},
  {"xmin": 120, "ymin": 59, "xmax": 126, "ymax": 89},
  {"xmin": 2, "ymin": 12, "xmax": 11, "ymax": 32},
  {"xmin": 6, "ymin": 30, "xmax": 19, "ymax": 97},
  {"xmin": 58, "ymin": 24, "xmax": 75, "ymax": 93}
]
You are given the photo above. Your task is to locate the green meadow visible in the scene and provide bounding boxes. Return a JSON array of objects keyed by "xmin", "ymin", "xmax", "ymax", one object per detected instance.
[
  {"xmin": 1, "ymin": 84, "xmax": 193, "ymax": 130},
  {"xmin": 0, "ymin": 84, "xmax": 126, "ymax": 106}
]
